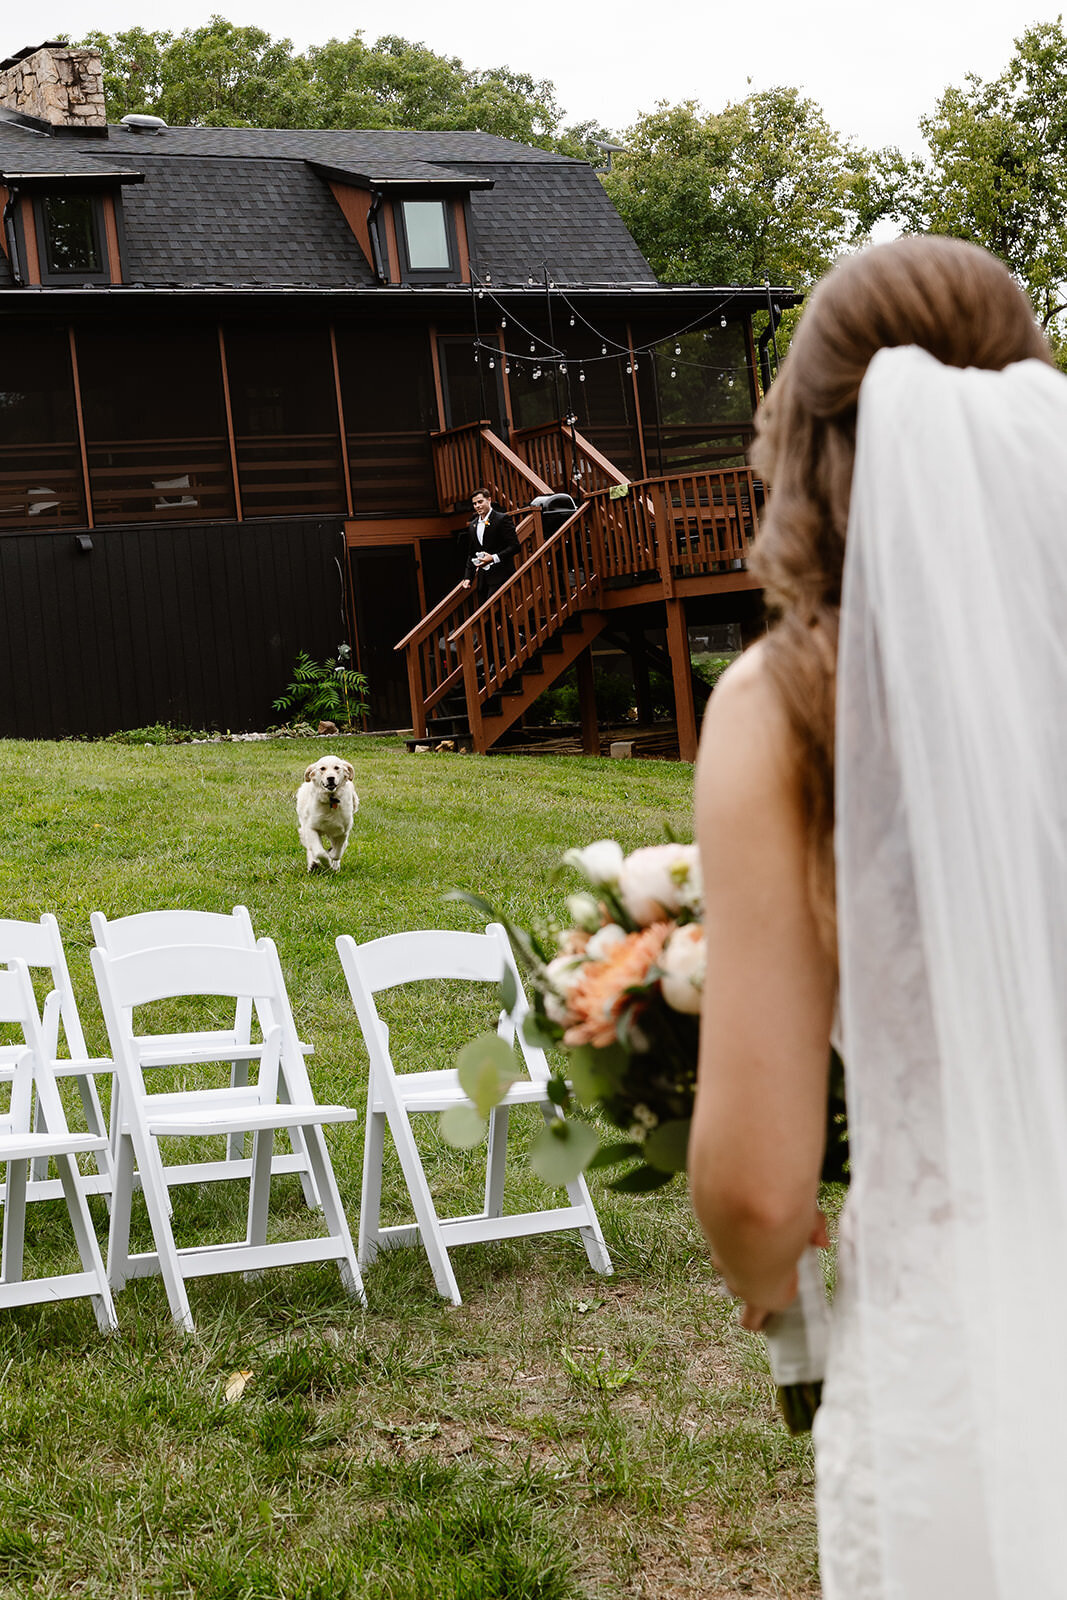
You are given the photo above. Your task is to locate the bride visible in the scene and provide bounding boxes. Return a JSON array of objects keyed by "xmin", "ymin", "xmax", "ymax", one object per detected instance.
[{"xmin": 688, "ymin": 236, "xmax": 1067, "ymax": 1595}]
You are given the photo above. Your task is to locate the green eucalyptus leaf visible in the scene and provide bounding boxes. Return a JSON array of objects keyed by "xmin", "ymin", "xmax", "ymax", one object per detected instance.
[
  {"xmin": 456, "ymin": 1032, "xmax": 519, "ymax": 1116},
  {"xmin": 529, "ymin": 1119, "xmax": 600, "ymax": 1186},
  {"xmin": 610, "ymin": 1163, "xmax": 676, "ymax": 1194},
  {"xmin": 523, "ymin": 1011, "xmax": 562, "ymax": 1049},
  {"xmin": 587, "ymin": 1139, "xmax": 643, "ymax": 1170},
  {"xmin": 439, "ymin": 1104, "xmax": 488, "ymax": 1149},
  {"xmin": 498, "ymin": 964, "xmax": 519, "ymax": 1015},
  {"xmin": 567, "ymin": 1042, "xmax": 627, "ymax": 1106},
  {"xmin": 643, "ymin": 1118, "xmax": 692, "ymax": 1173}
]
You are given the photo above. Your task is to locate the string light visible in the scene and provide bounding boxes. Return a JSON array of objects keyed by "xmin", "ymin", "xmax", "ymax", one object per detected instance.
[
  {"xmin": 504, "ymin": 362, "xmax": 510, "ymax": 374},
  {"xmin": 500, "ymin": 317, "xmax": 507, "ymax": 328},
  {"xmin": 533, "ymin": 367, "xmax": 542, "ymax": 379},
  {"xmin": 625, "ymin": 363, "xmax": 632, "ymax": 375},
  {"xmin": 675, "ymin": 344, "xmax": 681, "ymax": 355},
  {"xmin": 578, "ymin": 369, "xmax": 586, "ymax": 382},
  {"xmin": 488, "ymin": 358, "xmax": 495, "ymax": 369},
  {"xmin": 670, "ymin": 367, "xmax": 677, "ymax": 379},
  {"xmin": 530, "ymin": 342, "xmax": 536, "ymax": 353},
  {"xmin": 720, "ymin": 315, "xmax": 727, "ymax": 327}
]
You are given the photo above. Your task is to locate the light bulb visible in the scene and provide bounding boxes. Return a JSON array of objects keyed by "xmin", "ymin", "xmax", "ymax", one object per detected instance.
[
  {"xmin": 579, "ymin": 370, "xmax": 586, "ymax": 382},
  {"xmin": 675, "ymin": 344, "xmax": 681, "ymax": 356},
  {"xmin": 670, "ymin": 368, "xmax": 677, "ymax": 379},
  {"xmin": 720, "ymin": 315, "xmax": 727, "ymax": 327}
]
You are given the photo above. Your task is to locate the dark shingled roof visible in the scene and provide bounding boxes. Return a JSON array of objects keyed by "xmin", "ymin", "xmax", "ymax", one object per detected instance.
[
  {"xmin": 0, "ymin": 119, "xmax": 656, "ymax": 291},
  {"xmin": 122, "ymin": 155, "xmax": 376, "ymax": 288}
]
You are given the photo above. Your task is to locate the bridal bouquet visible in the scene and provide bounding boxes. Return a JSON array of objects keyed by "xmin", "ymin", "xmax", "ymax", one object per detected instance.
[
  {"xmin": 446, "ymin": 839, "xmax": 704, "ymax": 1191},
  {"xmin": 446, "ymin": 836, "xmax": 848, "ymax": 1435}
]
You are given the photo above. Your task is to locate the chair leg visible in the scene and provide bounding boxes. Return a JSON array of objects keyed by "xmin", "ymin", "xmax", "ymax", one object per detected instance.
[
  {"xmin": 30, "ymin": 1097, "xmax": 50, "ymax": 1183},
  {"xmin": 74, "ymin": 1073, "xmax": 113, "ymax": 1192},
  {"xmin": 384, "ymin": 1103, "xmax": 463, "ymax": 1306},
  {"xmin": 2, "ymin": 1159, "xmax": 27, "ymax": 1283},
  {"xmin": 129, "ymin": 1132, "xmax": 196, "ymax": 1333},
  {"xmin": 245, "ymin": 1129, "xmax": 274, "ymax": 1254},
  {"xmin": 567, "ymin": 1171, "xmax": 613, "ymax": 1276},
  {"xmin": 227, "ymin": 1063, "xmax": 249, "ymax": 1161},
  {"xmin": 106, "ymin": 1134, "xmax": 136, "ymax": 1291},
  {"xmin": 484, "ymin": 1105, "xmax": 509, "ymax": 1218},
  {"xmin": 358, "ymin": 1107, "xmax": 385, "ymax": 1268},
  {"xmin": 54, "ymin": 1152, "xmax": 118, "ymax": 1332},
  {"xmin": 300, "ymin": 1123, "xmax": 366, "ymax": 1306}
]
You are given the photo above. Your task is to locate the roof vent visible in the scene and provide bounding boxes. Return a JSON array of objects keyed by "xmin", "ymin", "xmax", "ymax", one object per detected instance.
[{"xmin": 120, "ymin": 113, "xmax": 167, "ymax": 134}]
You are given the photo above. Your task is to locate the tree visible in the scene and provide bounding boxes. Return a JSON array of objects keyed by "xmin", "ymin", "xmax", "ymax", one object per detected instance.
[
  {"xmin": 601, "ymin": 90, "xmax": 876, "ymax": 290},
  {"xmin": 890, "ymin": 20, "xmax": 1067, "ymax": 352},
  {"xmin": 77, "ymin": 15, "xmax": 605, "ymax": 151}
]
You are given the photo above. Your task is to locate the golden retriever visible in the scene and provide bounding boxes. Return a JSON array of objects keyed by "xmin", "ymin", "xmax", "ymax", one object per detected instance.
[{"xmin": 296, "ymin": 756, "xmax": 358, "ymax": 873}]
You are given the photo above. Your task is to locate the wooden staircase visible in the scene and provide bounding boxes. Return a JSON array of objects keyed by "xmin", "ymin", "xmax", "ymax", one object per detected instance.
[{"xmin": 397, "ymin": 420, "xmax": 762, "ymax": 757}]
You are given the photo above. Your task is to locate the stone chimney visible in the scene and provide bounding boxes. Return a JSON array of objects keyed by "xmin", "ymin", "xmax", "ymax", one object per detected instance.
[{"xmin": 0, "ymin": 42, "xmax": 107, "ymax": 131}]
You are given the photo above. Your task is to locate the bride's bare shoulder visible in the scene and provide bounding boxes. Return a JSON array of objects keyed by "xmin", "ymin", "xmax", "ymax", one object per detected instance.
[{"xmin": 696, "ymin": 639, "xmax": 798, "ymax": 794}]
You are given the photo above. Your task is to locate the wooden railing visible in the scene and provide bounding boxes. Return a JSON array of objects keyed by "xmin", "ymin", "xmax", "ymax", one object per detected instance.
[
  {"xmin": 449, "ymin": 503, "xmax": 598, "ymax": 742},
  {"xmin": 85, "ymin": 437, "xmax": 236, "ymax": 524},
  {"xmin": 235, "ymin": 432, "xmax": 347, "ymax": 516},
  {"xmin": 512, "ymin": 422, "xmax": 629, "ymax": 497},
  {"xmin": 583, "ymin": 467, "xmax": 759, "ymax": 587},
  {"xmin": 395, "ymin": 507, "xmax": 544, "ymax": 738},
  {"xmin": 0, "ymin": 444, "xmax": 86, "ymax": 527},
  {"xmin": 347, "ymin": 430, "xmax": 436, "ymax": 515},
  {"xmin": 400, "ymin": 461, "xmax": 761, "ymax": 744},
  {"xmin": 431, "ymin": 422, "xmax": 552, "ymax": 514}
]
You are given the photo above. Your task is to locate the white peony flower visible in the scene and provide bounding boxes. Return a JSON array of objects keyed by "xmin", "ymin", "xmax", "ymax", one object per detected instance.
[
  {"xmin": 543, "ymin": 952, "xmax": 586, "ymax": 1025},
  {"xmin": 618, "ymin": 843, "xmax": 698, "ymax": 926},
  {"xmin": 585, "ymin": 922, "xmax": 628, "ymax": 962},
  {"xmin": 565, "ymin": 891, "xmax": 603, "ymax": 932},
  {"xmin": 659, "ymin": 923, "xmax": 705, "ymax": 1014},
  {"xmin": 562, "ymin": 839, "xmax": 624, "ymax": 887}
]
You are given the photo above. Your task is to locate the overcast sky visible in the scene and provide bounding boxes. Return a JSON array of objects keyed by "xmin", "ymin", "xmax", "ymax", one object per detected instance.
[{"xmin": 20, "ymin": 1, "xmax": 1054, "ymax": 155}]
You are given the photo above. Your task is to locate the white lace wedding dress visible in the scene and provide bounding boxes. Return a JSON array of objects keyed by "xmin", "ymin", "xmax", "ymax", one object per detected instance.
[{"xmin": 813, "ymin": 346, "xmax": 1067, "ymax": 1598}]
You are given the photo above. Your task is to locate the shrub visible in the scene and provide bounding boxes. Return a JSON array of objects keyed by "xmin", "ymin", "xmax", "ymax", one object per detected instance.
[{"xmin": 273, "ymin": 646, "xmax": 369, "ymax": 730}]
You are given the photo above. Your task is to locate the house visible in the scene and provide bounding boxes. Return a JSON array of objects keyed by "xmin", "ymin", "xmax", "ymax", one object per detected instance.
[{"xmin": 0, "ymin": 40, "xmax": 799, "ymax": 752}]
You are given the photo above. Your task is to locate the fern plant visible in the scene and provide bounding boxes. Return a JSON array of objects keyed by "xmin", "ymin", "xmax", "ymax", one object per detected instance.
[{"xmin": 273, "ymin": 645, "xmax": 369, "ymax": 730}]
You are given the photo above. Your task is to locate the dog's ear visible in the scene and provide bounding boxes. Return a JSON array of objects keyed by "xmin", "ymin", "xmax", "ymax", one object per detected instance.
[
  {"xmin": 304, "ymin": 763, "xmax": 318, "ymax": 784},
  {"xmin": 343, "ymin": 761, "xmax": 354, "ymax": 782}
]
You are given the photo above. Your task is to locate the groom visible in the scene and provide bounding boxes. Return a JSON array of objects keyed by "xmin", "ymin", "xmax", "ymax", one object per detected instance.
[{"xmin": 461, "ymin": 489, "xmax": 520, "ymax": 601}]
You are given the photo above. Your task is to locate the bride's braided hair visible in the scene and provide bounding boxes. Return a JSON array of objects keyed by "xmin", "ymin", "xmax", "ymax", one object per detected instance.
[{"xmin": 749, "ymin": 235, "xmax": 1050, "ymax": 953}]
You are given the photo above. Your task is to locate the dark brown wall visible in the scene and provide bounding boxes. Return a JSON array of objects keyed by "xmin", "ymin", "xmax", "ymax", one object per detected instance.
[{"xmin": 0, "ymin": 516, "xmax": 346, "ymax": 738}]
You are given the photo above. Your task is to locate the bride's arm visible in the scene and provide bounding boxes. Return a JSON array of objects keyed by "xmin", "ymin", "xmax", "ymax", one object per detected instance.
[{"xmin": 689, "ymin": 642, "xmax": 836, "ymax": 1310}]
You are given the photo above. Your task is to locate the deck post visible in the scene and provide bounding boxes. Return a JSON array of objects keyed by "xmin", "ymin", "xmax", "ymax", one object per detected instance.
[
  {"xmin": 665, "ymin": 598, "xmax": 698, "ymax": 763},
  {"xmin": 576, "ymin": 645, "xmax": 600, "ymax": 756},
  {"xmin": 628, "ymin": 627, "xmax": 654, "ymax": 724}
]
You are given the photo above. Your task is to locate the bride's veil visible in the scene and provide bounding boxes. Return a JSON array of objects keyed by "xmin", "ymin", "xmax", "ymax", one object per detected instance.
[{"xmin": 835, "ymin": 345, "xmax": 1067, "ymax": 1591}]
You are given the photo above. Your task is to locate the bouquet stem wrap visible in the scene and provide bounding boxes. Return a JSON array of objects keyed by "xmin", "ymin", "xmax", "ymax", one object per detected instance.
[{"xmin": 763, "ymin": 1246, "xmax": 831, "ymax": 1434}]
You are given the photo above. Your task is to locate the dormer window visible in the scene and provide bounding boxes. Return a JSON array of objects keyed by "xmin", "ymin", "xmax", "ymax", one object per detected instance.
[
  {"xmin": 35, "ymin": 193, "xmax": 110, "ymax": 284},
  {"xmin": 396, "ymin": 198, "xmax": 458, "ymax": 282}
]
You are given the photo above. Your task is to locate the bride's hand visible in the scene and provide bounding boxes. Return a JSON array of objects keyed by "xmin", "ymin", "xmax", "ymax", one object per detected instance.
[{"xmin": 739, "ymin": 1210, "xmax": 830, "ymax": 1331}]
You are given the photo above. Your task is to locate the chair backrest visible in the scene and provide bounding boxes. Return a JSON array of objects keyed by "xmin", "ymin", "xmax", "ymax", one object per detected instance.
[
  {"xmin": 0, "ymin": 960, "xmax": 70, "ymax": 1136},
  {"xmin": 0, "ymin": 913, "xmax": 92, "ymax": 1060},
  {"xmin": 336, "ymin": 924, "xmax": 547, "ymax": 1083},
  {"xmin": 91, "ymin": 937, "xmax": 309, "ymax": 1104},
  {"xmin": 91, "ymin": 906, "xmax": 258, "ymax": 1040},
  {"xmin": 90, "ymin": 906, "xmax": 255, "ymax": 958}
]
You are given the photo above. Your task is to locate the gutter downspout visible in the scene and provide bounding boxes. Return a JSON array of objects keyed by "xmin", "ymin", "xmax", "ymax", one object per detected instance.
[{"xmin": 3, "ymin": 186, "xmax": 24, "ymax": 286}]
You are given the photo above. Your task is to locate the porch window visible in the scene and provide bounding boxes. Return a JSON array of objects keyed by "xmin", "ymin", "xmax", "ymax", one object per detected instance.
[
  {"xmin": 396, "ymin": 199, "xmax": 457, "ymax": 281},
  {"xmin": 35, "ymin": 193, "xmax": 109, "ymax": 284}
]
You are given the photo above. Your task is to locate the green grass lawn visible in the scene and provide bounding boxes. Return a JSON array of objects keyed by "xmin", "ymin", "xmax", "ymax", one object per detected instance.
[{"xmin": 0, "ymin": 736, "xmax": 819, "ymax": 1599}]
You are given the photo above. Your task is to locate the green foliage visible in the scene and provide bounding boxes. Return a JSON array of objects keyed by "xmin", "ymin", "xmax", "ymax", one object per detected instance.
[
  {"xmin": 78, "ymin": 15, "xmax": 605, "ymax": 152},
  {"xmin": 883, "ymin": 19, "xmax": 1067, "ymax": 358},
  {"xmin": 603, "ymin": 90, "xmax": 876, "ymax": 292},
  {"xmin": 273, "ymin": 647, "xmax": 369, "ymax": 730},
  {"xmin": 102, "ymin": 722, "xmax": 211, "ymax": 745}
]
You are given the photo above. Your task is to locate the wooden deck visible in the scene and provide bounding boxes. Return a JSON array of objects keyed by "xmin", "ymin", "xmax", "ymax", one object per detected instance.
[{"xmin": 398, "ymin": 420, "xmax": 763, "ymax": 760}]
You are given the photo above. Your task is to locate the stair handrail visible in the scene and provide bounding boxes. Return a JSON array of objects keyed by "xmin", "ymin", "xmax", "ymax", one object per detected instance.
[
  {"xmin": 512, "ymin": 419, "xmax": 630, "ymax": 497},
  {"xmin": 431, "ymin": 421, "xmax": 553, "ymax": 513},
  {"xmin": 396, "ymin": 506, "xmax": 544, "ymax": 737},
  {"xmin": 448, "ymin": 501, "xmax": 598, "ymax": 720}
]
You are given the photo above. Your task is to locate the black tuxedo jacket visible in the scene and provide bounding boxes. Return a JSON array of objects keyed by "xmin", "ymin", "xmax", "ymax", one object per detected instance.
[{"xmin": 464, "ymin": 506, "xmax": 520, "ymax": 591}]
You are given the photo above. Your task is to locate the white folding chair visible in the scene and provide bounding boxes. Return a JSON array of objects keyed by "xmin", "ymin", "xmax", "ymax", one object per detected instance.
[
  {"xmin": 90, "ymin": 907, "xmax": 318, "ymax": 1205},
  {"xmin": 336, "ymin": 923, "xmax": 612, "ymax": 1306},
  {"xmin": 0, "ymin": 914, "xmax": 113, "ymax": 1200},
  {"xmin": 0, "ymin": 960, "xmax": 117, "ymax": 1331},
  {"xmin": 92, "ymin": 937, "xmax": 365, "ymax": 1332}
]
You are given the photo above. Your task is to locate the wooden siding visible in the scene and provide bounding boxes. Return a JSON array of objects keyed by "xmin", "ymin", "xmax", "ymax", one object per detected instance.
[{"xmin": 0, "ymin": 516, "xmax": 346, "ymax": 738}]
